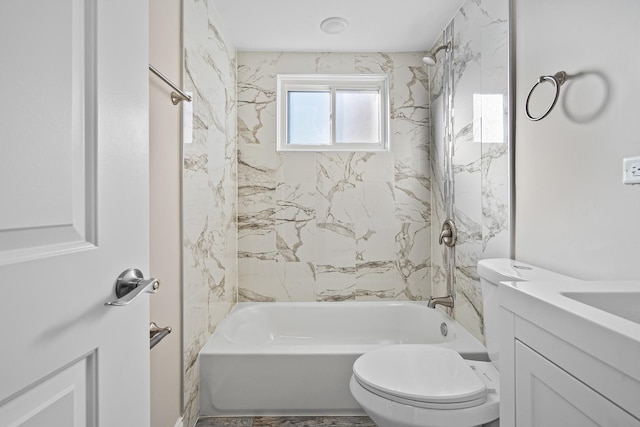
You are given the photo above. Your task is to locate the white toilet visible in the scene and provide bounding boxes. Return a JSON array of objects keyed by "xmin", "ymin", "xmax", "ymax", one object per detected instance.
[{"xmin": 350, "ymin": 258, "xmax": 578, "ymax": 427}]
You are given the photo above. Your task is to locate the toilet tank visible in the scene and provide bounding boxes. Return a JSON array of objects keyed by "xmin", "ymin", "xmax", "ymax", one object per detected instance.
[{"xmin": 477, "ymin": 258, "xmax": 579, "ymax": 370}]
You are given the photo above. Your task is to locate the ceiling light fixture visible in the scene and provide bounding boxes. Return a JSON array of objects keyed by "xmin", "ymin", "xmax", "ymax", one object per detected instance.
[{"xmin": 320, "ymin": 17, "xmax": 349, "ymax": 35}]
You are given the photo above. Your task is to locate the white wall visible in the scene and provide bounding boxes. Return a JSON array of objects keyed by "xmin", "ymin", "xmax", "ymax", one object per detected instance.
[
  {"xmin": 149, "ymin": 0, "xmax": 183, "ymax": 426},
  {"xmin": 514, "ymin": 0, "xmax": 640, "ymax": 279}
]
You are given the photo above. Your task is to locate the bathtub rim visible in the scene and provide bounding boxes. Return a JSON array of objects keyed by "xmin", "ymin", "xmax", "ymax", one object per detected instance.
[{"xmin": 200, "ymin": 301, "xmax": 489, "ymax": 360}]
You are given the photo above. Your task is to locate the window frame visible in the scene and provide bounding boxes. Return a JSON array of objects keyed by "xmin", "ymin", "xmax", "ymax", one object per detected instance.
[{"xmin": 276, "ymin": 74, "xmax": 391, "ymax": 152}]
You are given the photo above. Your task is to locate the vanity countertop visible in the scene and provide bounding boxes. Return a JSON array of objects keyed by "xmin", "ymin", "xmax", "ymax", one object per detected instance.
[{"xmin": 499, "ymin": 280, "xmax": 640, "ymax": 385}]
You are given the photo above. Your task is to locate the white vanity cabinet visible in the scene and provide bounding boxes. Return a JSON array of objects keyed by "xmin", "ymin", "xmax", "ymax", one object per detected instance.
[
  {"xmin": 499, "ymin": 281, "xmax": 640, "ymax": 427},
  {"xmin": 514, "ymin": 342, "xmax": 639, "ymax": 427}
]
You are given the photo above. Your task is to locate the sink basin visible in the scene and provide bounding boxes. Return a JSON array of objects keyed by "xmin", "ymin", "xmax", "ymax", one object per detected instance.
[{"xmin": 561, "ymin": 291, "xmax": 640, "ymax": 324}]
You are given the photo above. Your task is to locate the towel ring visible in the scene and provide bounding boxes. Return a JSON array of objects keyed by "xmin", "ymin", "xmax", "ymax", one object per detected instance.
[{"xmin": 525, "ymin": 71, "xmax": 567, "ymax": 121}]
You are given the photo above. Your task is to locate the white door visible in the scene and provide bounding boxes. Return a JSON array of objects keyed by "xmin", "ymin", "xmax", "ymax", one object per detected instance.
[{"xmin": 0, "ymin": 0, "xmax": 150, "ymax": 426}]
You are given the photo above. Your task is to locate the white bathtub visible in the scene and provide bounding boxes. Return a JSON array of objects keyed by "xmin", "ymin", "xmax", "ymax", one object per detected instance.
[{"xmin": 199, "ymin": 301, "xmax": 488, "ymax": 416}]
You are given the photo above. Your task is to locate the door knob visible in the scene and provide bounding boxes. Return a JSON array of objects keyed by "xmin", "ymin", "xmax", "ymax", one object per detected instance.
[
  {"xmin": 439, "ymin": 219, "xmax": 457, "ymax": 247},
  {"xmin": 105, "ymin": 268, "xmax": 159, "ymax": 306}
]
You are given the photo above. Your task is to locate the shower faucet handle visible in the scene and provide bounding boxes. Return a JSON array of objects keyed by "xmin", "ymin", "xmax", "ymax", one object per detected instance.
[{"xmin": 439, "ymin": 219, "xmax": 457, "ymax": 247}]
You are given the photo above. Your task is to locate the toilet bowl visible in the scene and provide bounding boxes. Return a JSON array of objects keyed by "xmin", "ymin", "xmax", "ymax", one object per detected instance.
[{"xmin": 350, "ymin": 258, "xmax": 579, "ymax": 427}]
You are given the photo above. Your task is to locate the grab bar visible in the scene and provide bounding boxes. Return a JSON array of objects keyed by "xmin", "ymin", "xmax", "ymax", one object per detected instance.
[
  {"xmin": 149, "ymin": 64, "xmax": 192, "ymax": 105},
  {"xmin": 150, "ymin": 322, "xmax": 172, "ymax": 349}
]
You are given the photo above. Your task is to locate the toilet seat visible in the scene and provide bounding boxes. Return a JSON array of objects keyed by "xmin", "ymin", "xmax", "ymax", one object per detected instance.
[
  {"xmin": 353, "ymin": 345, "xmax": 497, "ymax": 410},
  {"xmin": 350, "ymin": 345, "xmax": 500, "ymax": 427}
]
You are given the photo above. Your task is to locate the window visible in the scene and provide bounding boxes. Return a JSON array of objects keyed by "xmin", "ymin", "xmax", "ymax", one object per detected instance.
[
  {"xmin": 472, "ymin": 94, "xmax": 506, "ymax": 143},
  {"xmin": 277, "ymin": 74, "xmax": 390, "ymax": 152}
]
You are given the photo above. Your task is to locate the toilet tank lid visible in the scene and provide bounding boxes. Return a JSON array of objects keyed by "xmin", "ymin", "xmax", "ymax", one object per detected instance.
[{"xmin": 477, "ymin": 258, "xmax": 578, "ymax": 284}]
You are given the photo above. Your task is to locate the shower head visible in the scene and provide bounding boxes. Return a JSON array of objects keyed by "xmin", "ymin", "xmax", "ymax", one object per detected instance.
[
  {"xmin": 422, "ymin": 54, "xmax": 437, "ymax": 66},
  {"xmin": 423, "ymin": 42, "xmax": 451, "ymax": 66}
]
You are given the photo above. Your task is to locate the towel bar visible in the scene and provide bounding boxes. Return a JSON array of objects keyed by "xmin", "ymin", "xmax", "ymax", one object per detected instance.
[
  {"xmin": 149, "ymin": 64, "xmax": 192, "ymax": 105},
  {"xmin": 150, "ymin": 322, "xmax": 172, "ymax": 349}
]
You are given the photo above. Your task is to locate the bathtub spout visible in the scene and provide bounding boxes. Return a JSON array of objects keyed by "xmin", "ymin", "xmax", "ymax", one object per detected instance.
[{"xmin": 428, "ymin": 295, "xmax": 454, "ymax": 309}]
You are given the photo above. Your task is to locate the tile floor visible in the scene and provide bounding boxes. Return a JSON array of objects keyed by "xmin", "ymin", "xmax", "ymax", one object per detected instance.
[{"xmin": 195, "ymin": 416, "xmax": 376, "ymax": 426}]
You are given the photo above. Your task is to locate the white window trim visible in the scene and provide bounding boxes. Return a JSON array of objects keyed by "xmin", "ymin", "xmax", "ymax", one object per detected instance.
[{"xmin": 276, "ymin": 74, "xmax": 391, "ymax": 152}]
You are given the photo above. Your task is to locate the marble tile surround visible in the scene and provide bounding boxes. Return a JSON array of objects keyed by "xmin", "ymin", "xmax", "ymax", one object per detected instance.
[
  {"xmin": 237, "ymin": 52, "xmax": 432, "ymax": 303},
  {"xmin": 180, "ymin": 1, "xmax": 509, "ymax": 424},
  {"xmin": 183, "ymin": 1, "xmax": 238, "ymax": 426},
  {"xmin": 430, "ymin": 0, "xmax": 510, "ymax": 342}
]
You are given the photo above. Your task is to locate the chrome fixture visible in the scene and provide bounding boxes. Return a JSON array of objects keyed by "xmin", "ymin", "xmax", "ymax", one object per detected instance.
[
  {"xmin": 423, "ymin": 41, "xmax": 451, "ymax": 66},
  {"xmin": 440, "ymin": 322, "xmax": 449, "ymax": 337},
  {"xmin": 105, "ymin": 268, "xmax": 159, "ymax": 306},
  {"xmin": 428, "ymin": 294, "xmax": 454, "ymax": 309},
  {"xmin": 149, "ymin": 64, "xmax": 192, "ymax": 105},
  {"xmin": 150, "ymin": 322, "xmax": 172, "ymax": 349},
  {"xmin": 525, "ymin": 71, "xmax": 567, "ymax": 121},
  {"xmin": 439, "ymin": 219, "xmax": 457, "ymax": 247}
]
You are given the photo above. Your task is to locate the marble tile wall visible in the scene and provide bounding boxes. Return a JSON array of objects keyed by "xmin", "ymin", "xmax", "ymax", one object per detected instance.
[
  {"xmin": 430, "ymin": 0, "xmax": 510, "ymax": 342},
  {"xmin": 180, "ymin": 2, "xmax": 506, "ymax": 423},
  {"xmin": 183, "ymin": 1, "xmax": 238, "ymax": 426},
  {"xmin": 429, "ymin": 26, "xmax": 455, "ymax": 304},
  {"xmin": 237, "ymin": 52, "xmax": 432, "ymax": 303}
]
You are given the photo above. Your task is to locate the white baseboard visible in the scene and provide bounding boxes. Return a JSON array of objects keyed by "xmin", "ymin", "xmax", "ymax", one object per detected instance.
[{"xmin": 173, "ymin": 417, "xmax": 184, "ymax": 427}]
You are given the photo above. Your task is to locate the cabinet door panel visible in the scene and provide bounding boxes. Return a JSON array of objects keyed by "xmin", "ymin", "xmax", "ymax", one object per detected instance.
[{"xmin": 515, "ymin": 341, "xmax": 639, "ymax": 427}]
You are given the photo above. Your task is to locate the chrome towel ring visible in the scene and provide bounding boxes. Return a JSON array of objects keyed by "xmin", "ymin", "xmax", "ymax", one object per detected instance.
[{"xmin": 525, "ymin": 71, "xmax": 567, "ymax": 121}]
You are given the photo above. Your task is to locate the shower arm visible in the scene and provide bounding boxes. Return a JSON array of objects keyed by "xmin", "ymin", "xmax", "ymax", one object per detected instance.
[
  {"xmin": 423, "ymin": 41, "xmax": 452, "ymax": 66},
  {"xmin": 432, "ymin": 42, "xmax": 451, "ymax": 56}
]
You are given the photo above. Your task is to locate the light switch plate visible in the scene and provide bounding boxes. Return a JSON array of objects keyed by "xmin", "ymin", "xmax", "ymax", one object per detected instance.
[{"xmin": 623, "ymin": 156, "xmax": 640, "ymax": 184}]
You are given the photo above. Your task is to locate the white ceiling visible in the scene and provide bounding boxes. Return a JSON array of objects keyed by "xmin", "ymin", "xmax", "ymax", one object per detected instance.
[{"xmin": 211, "ymin": 0, "xmax": 466, "ymax": 52}]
